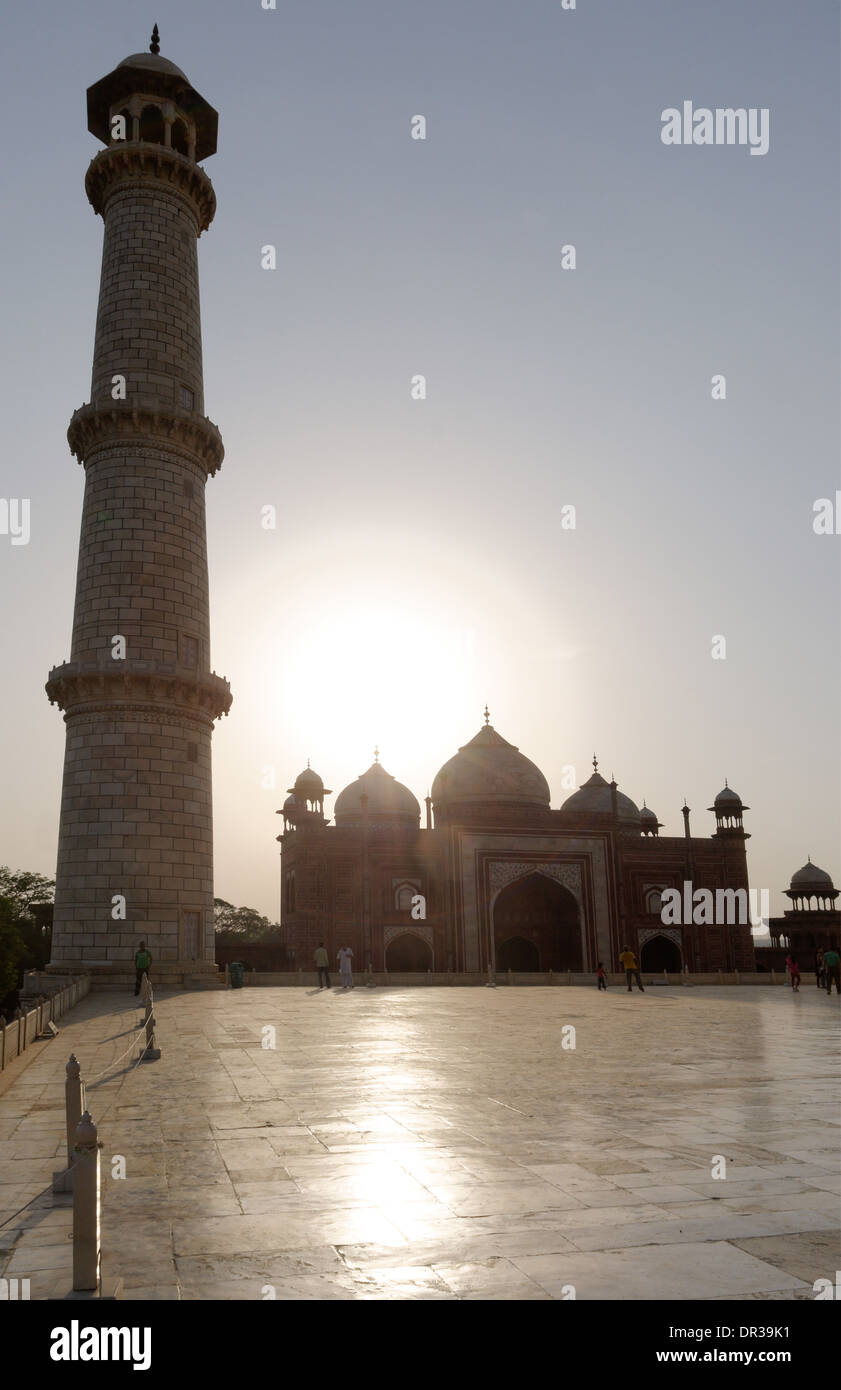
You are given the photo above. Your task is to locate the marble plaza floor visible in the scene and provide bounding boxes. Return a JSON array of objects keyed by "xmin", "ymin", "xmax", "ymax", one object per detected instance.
[{"xmin": 1, "ymin": 983, "xmax": 839, "ymax": 1301}]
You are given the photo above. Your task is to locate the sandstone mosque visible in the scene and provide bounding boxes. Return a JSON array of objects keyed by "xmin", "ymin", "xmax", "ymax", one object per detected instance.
[
  {"xmin": 42, "ymin": 33, "xmax": 836, "ymax": 987},
  {"xmin": 276, "ymin": 712, "xmax": 761, "ymax": 976}
]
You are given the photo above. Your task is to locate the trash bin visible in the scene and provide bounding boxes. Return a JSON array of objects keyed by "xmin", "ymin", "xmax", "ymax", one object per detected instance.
[{"xmin": 229, "ymin": 962, "xmax": 244, "ymax": 990}]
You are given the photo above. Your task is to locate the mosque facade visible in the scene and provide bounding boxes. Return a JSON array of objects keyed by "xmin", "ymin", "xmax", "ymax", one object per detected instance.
[{"xmin": 276, "ymin": 713, "xmax": 759, "ymax": 975}]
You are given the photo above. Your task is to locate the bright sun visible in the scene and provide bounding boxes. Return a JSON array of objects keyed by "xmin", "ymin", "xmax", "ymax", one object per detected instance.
[{"xmin": 272, "ymin": 595, "xmax": 484, "ymax": 782}]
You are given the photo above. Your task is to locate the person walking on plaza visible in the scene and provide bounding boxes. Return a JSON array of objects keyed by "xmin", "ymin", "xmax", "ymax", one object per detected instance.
[
  {"xmin": 822, "ymin": 945, "xmax": 840, "ymax": 995},
  {"xmin": 619, "ymin": 945, "xmax": 644, "ymax": 993},
  {"xmin": 815, "ymin": 947, "xmax": 825, "ymax": 989},
  {"xmin": 134, "ymin": 940, "xmax": 152, "ymax": 996},
  {"xmin": 596, "ymin": 961, "xmax": 607, "ymax": 991},
  {"xmin": 338, "ymin": 944, "xmax": 354, "ymax": 990},
  {"xmin": 314, "ymin": 942, "xmax": 331, "ymax": 990},
  {"xmin": 785, "ymin": 952, "xmax": 801, "ymax": 991}
]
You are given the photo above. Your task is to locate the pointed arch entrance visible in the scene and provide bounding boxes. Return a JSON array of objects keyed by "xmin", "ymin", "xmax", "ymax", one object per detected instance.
[
  {"xmin": 386, "ymin": 932, "xmax": 433, "ymax": 971},
  {"xmin": 493, "ymin": 872, "xmax": 582, "ymax": 971},
  {"xmin": 640, "ymin": 934, "xmax": 682, "ymax": 972},
  {"xmin": 497, "ymin": 936, "xmax": 539, "ymax": 971}
]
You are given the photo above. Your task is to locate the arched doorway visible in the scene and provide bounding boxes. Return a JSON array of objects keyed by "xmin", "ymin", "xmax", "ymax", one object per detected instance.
[
  {"xmin": 497, "ymin": 936, "xmax": 539, "ymax": 971},
  {"xmin": 640, "ymin": 935, "xmax": 681, "ymax": 972},
  {"xmin": 386, "ymin": 933, "xmax": 432, "ymax": 971},
  {"xmin": 493, "ymin": 873, "xmax": 581, "ymax": 971}
]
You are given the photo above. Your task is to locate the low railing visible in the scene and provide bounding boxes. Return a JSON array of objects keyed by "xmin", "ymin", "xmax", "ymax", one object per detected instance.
[
  {"xmin": 0, "ymin": 975, "xmax": 90, "ymax": 1073},
  {"xmin": 216, "ymin": 968, "xmax": 803, "ymax": 988}
]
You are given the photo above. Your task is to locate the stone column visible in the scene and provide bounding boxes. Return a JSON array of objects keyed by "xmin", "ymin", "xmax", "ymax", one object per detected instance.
[{"xmin": 46, "ymin": 46, "xmax": 230, "ymax": 984}]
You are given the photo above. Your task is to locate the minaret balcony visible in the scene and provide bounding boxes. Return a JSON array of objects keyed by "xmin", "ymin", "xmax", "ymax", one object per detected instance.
[{"xmin": 45, "ymin": 662, "xmax": 232, "ymax": 723}]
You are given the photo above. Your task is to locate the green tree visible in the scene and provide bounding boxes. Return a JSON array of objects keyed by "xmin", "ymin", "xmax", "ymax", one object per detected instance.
[
  {"xmin": 0, "ymin": 896, "xmax": 26, "ymax": 1007},
  {"xmin": 214, "ymin": 898, "xmax": 280, "ymax": 940},
  {"xmin": 0, "ymin": 866, "xmax": 55, "ymax": 919}
]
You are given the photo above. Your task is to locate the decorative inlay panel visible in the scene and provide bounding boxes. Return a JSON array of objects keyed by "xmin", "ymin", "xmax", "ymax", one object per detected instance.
[
  {"xmin": 638, "ymin": 926, "xmax": 682, "ymax": 948},
  {"xmin": 383, "ymin": 924, "xmax": 432, "ymax": 949},
  {"xmin": 488, "ymin": 860, "xmax": 583, "ymax": 909}
]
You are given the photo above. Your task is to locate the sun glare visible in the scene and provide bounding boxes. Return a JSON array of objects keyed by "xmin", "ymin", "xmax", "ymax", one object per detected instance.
[{"xmin": 277, "ymin": 597, "xmax": 482, "ymax": 776}]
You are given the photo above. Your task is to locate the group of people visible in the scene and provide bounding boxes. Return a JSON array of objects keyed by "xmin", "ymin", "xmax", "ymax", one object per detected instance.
[
  {"xmin": 594, "ymin": 947, "xmax": 645, "ymax": 992},
  {"xmin": 313, "ymin": 943, "xmax": 355, "ymax": 991},
  {"xmin": 805, "ymin": 946, "xmax": 840, "ymax": 994}
]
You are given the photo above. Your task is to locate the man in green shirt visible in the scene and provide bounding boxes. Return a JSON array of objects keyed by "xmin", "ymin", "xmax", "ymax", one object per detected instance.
[
  {"xmin": 134, "ymin": 941, "xmax": 152, "ymax": 996},
  {"xmin": 822, "ymin": 946, "xmax": 840, "ymax": 995},
  {"xmin": 314, "ymin": 943, "xmax": 331, "ymax": 990}
]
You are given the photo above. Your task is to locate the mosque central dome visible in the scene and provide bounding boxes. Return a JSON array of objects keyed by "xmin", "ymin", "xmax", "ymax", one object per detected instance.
[
  {"xmin": 431, "ymin": 720, "xmax": 550, "ymax": 807},
  {"xmin": 334, "ymin": 759, "xmax": 420, "ymax": 829}
]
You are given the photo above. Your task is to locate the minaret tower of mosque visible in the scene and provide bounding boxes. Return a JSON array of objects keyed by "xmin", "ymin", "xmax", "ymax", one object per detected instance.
[{"xmin": 45, "ymin": 28, "xmax": 231, "ymax": 983}]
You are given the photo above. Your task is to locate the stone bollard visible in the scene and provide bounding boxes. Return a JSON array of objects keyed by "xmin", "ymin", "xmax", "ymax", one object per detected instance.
[
  {"xmin": 366, "ymin": 964, "xmax": 375, "ymax": 989},
  {"xmin": 224, "ymin": 963, "xmax": 231, "ymax": 989},
  {"xmin": 72, "ymin": 1111, "xmax": 101, "ymax": 1293},
  {"xmin": 54, "ymin": 1055, "xmax": 86, "ymax": 1193},
  {"xmin": 485, "ymin": 965, "xmax": 497, "ymax": 989}
]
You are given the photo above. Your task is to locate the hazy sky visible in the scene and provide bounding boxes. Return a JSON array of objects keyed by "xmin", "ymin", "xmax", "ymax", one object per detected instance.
[{"xmin": 1, "ymin": 0, "xmax": 838, "ymax": 921}]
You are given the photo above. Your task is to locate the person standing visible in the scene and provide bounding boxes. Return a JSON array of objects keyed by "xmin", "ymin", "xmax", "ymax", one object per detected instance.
[
  {"xmin": 815, "ymin": 947, "xmax": 825, "ymax": 989},
  {"xmin": 619, "ymin": 945, "xmax": 644, "ymax": 993},
  {"xmin": 785, "ymin": 952, "xmax": 801, "ymax": 991},
  {"xmin": 338, "ymin": 944, "xmax": 354, "ymax": 990},
  {"xmin": 314, "ymin": 942, "xmax": 331, "ymax": 990},
  {"xmin": 596, "ymin": 961, "xmax": 607, "ymax": 991},
  {"xmin": 134, "ymin": 940, "xmax": 152, "ymax": 996},
  {"xmin": 822, "ymin": 945, "xmax": 840, "ymax": 995}
]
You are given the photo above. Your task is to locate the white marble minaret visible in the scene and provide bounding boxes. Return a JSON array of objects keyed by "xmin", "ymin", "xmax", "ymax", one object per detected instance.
[{"xmin": 46, "ymin": 29, "xmax": 231, "ymax": 986}]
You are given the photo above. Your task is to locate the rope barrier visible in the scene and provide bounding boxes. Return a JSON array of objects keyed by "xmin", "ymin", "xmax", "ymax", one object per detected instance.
[{"xmin": 86, "ymin": 1017, "xmax": 149, "ymax": 1084}]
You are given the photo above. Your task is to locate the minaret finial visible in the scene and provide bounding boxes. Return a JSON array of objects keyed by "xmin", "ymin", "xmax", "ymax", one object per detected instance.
[
  {"xmin": 150, "ymin": 24, "xmax": 160, "ymax": 55},
  {"xmin": 307, "ymin": 758, "xmax": 310, "ymax": 769},
  {"xmin": 592, "ymin": 752, "xmax": 598, "ymax": 773},
  {"xmin": 373, "ymin": 745, "xmax": 379, "ymax": 763},
  {"xmin": 483, "ymin": 704, "xmax": 490, "ymax": 726}
]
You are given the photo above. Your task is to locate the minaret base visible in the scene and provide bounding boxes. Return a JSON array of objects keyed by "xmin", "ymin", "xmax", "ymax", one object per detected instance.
[{"xmin": 44, "ymin": 959, "xmax": 223, "ymax": 993}]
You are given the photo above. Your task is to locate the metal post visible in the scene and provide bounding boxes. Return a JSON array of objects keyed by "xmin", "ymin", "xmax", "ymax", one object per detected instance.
[{"xmin": 72, "ymin": 1111, "xmax": 100, "ymax": 1293}]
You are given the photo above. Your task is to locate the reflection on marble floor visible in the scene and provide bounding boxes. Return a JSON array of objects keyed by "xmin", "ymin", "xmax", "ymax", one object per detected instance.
[{"xmin": 1, "ymin": 985, "xmax": 838, "ymax": 1300}]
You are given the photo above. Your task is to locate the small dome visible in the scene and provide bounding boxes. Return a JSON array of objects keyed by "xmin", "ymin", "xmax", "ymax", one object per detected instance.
[
  {"xmin": 334, "ymin": 760, "xmax": 419, "ymax": 828},
  {"xmin": 714, "ymin": 785, "xmax": 743, "ymax": 806},
  {"xmin": 559, "ymin": 771, "xmax": 640, "ymax": 827},
  {"xmin": 117, "ymin": 53, "xmax": 188, "ymax": 80},
  {"xmin": 432, "ymin": 723, "xmax": 550, "ymax": 807},
  {"xmin": 288, "ymin": 766, "xmax": 328, "ymax": 800},
  {"xmin": 790, "ymin": 860, "xmax": 835, "ymax": 892},
  {"xmin": 640, "ymin": 804, "xmax": 658, "ymax": 823},
  {"xmin": 279, "ymin": 794, "xmax": 302, "ymax": 826}
]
